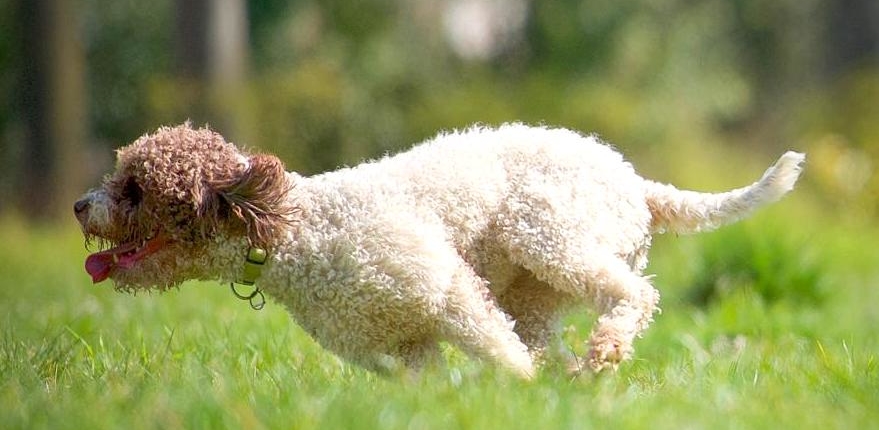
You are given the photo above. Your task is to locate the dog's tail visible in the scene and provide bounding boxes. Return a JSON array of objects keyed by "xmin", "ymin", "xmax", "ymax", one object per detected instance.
[{"xmin": 646, "ymin": 151, "xmax": 805, "ymax": 234}]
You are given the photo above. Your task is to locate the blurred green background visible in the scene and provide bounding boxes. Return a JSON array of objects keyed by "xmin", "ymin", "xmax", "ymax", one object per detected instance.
[{"xmin": 1, "ymin": 0, "xmax": 877, "ymax": 222}]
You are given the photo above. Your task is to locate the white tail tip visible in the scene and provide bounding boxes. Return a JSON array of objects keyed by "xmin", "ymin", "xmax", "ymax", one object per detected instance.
[{"xmin": 763, "ymin": 151, "xmax": 806, "ymax": 199}]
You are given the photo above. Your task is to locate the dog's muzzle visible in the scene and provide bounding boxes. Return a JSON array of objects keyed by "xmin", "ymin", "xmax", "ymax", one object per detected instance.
[{"xmin": 73, "ymin": 190, "xmax": 111, "ymax": 229}]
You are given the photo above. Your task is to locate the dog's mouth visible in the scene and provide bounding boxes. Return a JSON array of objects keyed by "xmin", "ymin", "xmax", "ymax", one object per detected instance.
[{"xmin": 85, "ymin": 235, "xmax": 171, "ymax": 283}]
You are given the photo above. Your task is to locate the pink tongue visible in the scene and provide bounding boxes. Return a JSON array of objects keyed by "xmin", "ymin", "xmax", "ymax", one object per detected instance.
[
  {"xmin": 84, "ymin": 238, "xmax": 167, "ymax": 283},
  {"xmin": 85, "ymin": 252, "xmax": 117, "ymax": 283}
]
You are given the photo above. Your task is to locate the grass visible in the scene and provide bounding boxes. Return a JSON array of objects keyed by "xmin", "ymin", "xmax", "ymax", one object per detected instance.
[{"xmin": 1, "ymin": 212, "xmax": 878, "ymax": 430}]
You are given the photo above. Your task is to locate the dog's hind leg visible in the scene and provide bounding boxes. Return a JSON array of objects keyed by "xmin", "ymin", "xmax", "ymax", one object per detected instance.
[
  {"xmin": 503, "ymin": 238, "xmax": 660, "ymax": 371},
  {"xmin": 577, "ymin": 257, "xmax": 660, "ymax": 371}
]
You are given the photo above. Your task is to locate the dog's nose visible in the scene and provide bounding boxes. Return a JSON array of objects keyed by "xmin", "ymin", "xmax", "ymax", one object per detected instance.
[{"xmin": 74, "ymin": 198, "xmax": 90, "ymax": 215}]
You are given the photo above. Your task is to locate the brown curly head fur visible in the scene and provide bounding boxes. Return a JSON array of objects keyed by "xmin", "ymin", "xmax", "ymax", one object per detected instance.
[
  {"xmin": 76, "ymin": 123, "xmax": 298, "ymax": 290},
  {"xmin": 110, "ymin": 123, "xmax": 298, "ymax": 249}
]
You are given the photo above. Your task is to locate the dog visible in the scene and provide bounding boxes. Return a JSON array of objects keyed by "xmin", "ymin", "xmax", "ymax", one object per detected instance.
[{"xmin": 74, "ymin": 122, "xmax": 804, "ymax": 377}]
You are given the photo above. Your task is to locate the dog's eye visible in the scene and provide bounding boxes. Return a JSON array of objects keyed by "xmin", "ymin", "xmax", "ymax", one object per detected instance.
[{"xmin": 122, "ymin": 177, "xmax": 143, "ymax": 206}]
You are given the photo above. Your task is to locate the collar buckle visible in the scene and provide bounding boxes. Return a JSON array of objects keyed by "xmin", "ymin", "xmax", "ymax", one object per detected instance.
[{"xmin": 231, "ymin": 246, "xmax": 267, "ymax": 310}]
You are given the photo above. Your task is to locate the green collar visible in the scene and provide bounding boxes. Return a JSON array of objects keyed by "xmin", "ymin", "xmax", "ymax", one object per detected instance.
[
  {"xmin": 238, "ymin": 247, "xmax": 267, "ymax": 286},
  {"xmin": 230, "ymin": 247, "xmax": 267, "ymax": 310}
]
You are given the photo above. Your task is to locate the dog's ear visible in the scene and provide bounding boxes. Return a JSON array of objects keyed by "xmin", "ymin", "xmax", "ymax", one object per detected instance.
[{"xmin": 202, "ymin": 154, "xmax": 298, "ymax": 248}]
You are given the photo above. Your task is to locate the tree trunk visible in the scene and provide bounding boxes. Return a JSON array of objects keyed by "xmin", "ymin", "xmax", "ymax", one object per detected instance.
[
  {"xmin": 826, "ymin": 0, "xmax": 879, "ymax": 78},
  {"xmin": 175, "ymin": 0, "xmax": 249, "ymax": 140},
  {"xmin": 18, "ymin": 0, "xmax": 87, "ymax": 220}
]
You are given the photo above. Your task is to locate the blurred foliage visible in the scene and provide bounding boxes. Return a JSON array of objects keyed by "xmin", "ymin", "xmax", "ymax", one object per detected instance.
[
  {"xmin": 81, "ymin": 0, "xmax": 173, "ymax": 145},
  {"xmin": 797, "ymin": 71, "xmax": 879, "ymax": 218},
  {"xmin": 683, "ymin": 222, "xmax": 829, "ymax": 306},
  {"xmin": 2, "ymin": 0, "xmax": 877, "ymax": 211}
]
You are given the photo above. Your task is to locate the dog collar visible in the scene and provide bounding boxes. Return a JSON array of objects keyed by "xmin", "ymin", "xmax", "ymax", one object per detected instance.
[
  {"xmin": 239, "ymin": 247, "xmax": 267, "ymax": 285},
  {"xmin": 230, "ymin": 247, "xmax": 267, "ymax": 310}
]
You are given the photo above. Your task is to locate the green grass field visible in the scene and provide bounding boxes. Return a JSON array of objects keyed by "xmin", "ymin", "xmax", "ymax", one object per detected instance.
[{"xmin": 2, "ymin": 208, "xmax": 877, "ymax": 430}]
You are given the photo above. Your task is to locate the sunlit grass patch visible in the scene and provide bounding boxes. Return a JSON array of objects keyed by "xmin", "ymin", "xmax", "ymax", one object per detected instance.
[{"xmin": 1, "ymin": 216, "xmax": 878, "ymax": 429}]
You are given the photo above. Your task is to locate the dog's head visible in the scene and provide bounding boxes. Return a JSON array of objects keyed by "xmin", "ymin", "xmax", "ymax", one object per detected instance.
[{"xmin": 74, "ymin": 123, "xmax": 297, "ymax": 291}]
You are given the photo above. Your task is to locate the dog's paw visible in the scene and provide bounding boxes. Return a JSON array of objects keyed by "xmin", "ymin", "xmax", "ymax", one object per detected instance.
[{"xmin": 587, "ymin": 335, "xmax": 630, "ymax": 372}]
